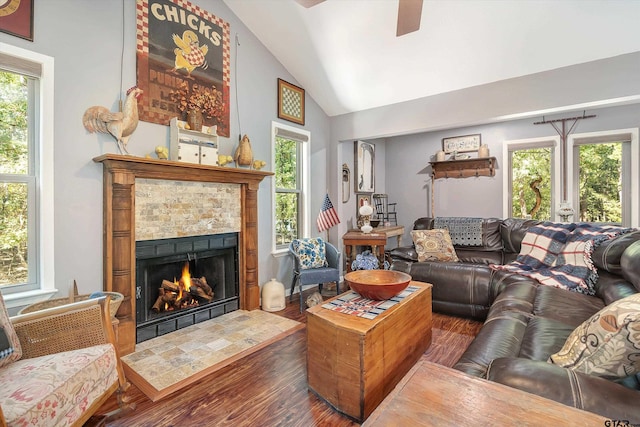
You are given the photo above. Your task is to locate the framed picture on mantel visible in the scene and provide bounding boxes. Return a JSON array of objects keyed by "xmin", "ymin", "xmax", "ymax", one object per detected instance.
[{"xmin": 442, "ymin": 133, "xmax": 481, "ymax": 154}]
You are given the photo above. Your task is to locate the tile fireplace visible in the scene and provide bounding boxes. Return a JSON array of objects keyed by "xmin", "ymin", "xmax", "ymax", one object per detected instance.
[
  {"xmin": 135, "ymin": 233, "xmax": 239, "ymax": 343},
  {"xmin": 94, "ymin": 154, "xmax": 272, "ymax": 355}
]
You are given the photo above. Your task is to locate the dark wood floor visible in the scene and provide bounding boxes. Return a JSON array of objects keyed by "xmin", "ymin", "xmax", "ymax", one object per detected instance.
[{"xmin": 99, "ymin": 290, "xmax": 482, "ymax": 426}]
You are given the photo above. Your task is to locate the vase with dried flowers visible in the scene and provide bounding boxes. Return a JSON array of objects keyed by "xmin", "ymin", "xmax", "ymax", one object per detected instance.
[{"xmin": 169, "ymin": 81, "xmax": 224, "ymax": 132}]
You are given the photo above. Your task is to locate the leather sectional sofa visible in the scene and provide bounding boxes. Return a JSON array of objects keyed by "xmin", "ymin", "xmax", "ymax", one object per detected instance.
[{"xmin": 391, "ymin": 217, "xmax": 640, "ymax": 421}]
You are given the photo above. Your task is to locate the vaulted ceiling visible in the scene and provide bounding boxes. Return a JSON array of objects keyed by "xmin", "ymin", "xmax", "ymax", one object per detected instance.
[{"xmin": 224, "ymin": 0, "xmax": 640, "ymax": 117}]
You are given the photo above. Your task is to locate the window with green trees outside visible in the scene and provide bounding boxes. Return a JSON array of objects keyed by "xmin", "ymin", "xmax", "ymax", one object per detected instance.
[{"xmin": 0, "ymin": 70, "xmax": 33, "ymax": 289}]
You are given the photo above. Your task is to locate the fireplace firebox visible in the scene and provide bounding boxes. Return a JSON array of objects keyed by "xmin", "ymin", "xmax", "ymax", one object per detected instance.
[{"xmin": 135, "ymin": 233, "xmax": 239, "ymax": 343}]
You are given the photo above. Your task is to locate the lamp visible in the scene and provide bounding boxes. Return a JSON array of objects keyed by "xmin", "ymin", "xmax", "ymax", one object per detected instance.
[
  {"xmin": 359, "ymin": 201, "xmax": 374, "ymax": 233},
  {"xmin": 557, "ymin": 201, "xmax": 575, "ymax": 222}
]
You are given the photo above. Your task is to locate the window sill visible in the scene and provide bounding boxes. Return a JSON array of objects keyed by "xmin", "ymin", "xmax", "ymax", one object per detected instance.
[{"xmin": 4, "ymin": 289, "xmax": 59, "ymax": 315}]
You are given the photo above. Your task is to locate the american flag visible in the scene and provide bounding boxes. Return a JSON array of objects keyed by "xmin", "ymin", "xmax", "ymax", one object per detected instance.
[{"xmin": 317, "ymin": 193, "xmax": 340, "ymax": 232}]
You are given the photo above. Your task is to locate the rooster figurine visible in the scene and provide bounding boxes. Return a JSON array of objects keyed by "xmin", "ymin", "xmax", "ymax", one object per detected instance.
[{"xmin": 82, "ymin": 86, "xmax": 143, "ymax": 155}]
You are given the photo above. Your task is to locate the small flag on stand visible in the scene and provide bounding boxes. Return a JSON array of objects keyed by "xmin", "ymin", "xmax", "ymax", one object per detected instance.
[{"xmin": 317, "ymin": 193, "xmax": 340, "ymax": 232}]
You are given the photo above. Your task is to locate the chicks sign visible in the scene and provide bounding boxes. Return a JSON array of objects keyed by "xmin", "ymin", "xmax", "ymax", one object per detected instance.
[{"xmin": 136, "ymin": 0, "xmax": 230, "ymax": 136}]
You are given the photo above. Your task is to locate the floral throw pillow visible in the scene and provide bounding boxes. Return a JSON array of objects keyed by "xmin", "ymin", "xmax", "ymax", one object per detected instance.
[
  {"xmin": 292, "ymin": 238, "xmax": 328, "ymax": 270},
  {"xmin": 548, "ymin": 293, "xmax": 640, "ymax": 379},
  {"xmin": 411, "ymin": 229, "xmax": 459, "ymax": 262},
  {"xmin": 0, "ymin": 292, "xmax": 22, "ymax": 368}
]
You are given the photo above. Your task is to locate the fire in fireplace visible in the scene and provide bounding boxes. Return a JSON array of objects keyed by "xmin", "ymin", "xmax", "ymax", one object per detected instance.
[
  {"xmin": 135, "ymin": 233, "xmax": 239, "ymax": 343},
  {"xmin": 150, "ymin": 262, "xmax": 213, "ymax": 313}
]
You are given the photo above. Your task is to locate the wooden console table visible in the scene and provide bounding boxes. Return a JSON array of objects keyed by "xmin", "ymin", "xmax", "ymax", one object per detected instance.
[
  {"xmin": 307, "ymin": 281, "xmax": 432, "ymax": 422},
  {"xmin": 342, "ymin": 225, "xmax": 405, "ymax": 273},
  {"xmin": 364, "ymin": 360, "xmax": 606, "ymax": 426}
]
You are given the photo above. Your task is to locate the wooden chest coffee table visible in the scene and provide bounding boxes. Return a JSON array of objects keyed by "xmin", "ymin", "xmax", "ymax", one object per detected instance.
[{"xmin": 306, "ymin": 281, "xmax": 432, "ymax": 422}]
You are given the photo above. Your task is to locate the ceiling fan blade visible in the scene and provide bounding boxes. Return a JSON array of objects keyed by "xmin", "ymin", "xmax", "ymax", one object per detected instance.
[
  {"xmin": 295, "ymin": 0, "xmax": 326, "ymax": 8},
  {"xmin": 397, "ymin": 0, "xmax": 423, "ymax": 36}
]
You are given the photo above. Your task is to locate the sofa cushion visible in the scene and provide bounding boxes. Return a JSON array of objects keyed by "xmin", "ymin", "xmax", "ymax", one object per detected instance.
[
  {"xmin": 0, "ymin": 343, "xmax": 118, "ymax": 427},
  {"xmin": 0, "ymin": 293, "xmax": 21, "ymax": 368},
  {"xmin": 411, "ymin": 229, "xmax": 459, "ymax": 262},
  {"xmin": 292, "ymin": 237, "xmax": 327, "ymax": 269},
  {"xmin": 549, "ymin": 293, "xmax": 640, "ymax": 379}
]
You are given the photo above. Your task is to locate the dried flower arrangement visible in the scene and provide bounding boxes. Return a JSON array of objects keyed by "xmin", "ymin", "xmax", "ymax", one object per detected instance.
[{"xmin": 169, "ymin": 81, "xmax": 224, "ymax": 122}]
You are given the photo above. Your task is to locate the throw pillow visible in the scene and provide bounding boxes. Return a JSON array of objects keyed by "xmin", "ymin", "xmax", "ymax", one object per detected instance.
[
  {"xmin": 411, "ymin": 229, "xmax": 459, "ymax": 262},
  {"xmin": 0, "ymin": 293, "xmax": 22, "ymax": 367},
  {"xmin": 292, "ymin": 238, "xmax": 327, "ymax": 270},
  {"xmin": 549, "ymin": 293, "xmax": 640, "ymax": 379}
]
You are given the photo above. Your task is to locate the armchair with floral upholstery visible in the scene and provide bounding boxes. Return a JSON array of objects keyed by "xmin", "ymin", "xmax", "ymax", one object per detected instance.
[{"xmin": 0, "ymin": 293, "xmax": 132, "ymax": 427}]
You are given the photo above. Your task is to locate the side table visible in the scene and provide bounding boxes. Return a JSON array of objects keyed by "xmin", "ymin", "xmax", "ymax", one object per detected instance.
[
  {"xmin": 342, "ymin": 230, "xmax": 387, "ymax": 273},
  {"xmin": 342, "ymin": 225, "xmax": 405, "ymax": 273}
]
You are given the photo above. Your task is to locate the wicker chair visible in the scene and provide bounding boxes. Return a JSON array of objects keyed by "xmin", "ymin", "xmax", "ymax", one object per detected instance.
[{"xmin": 0, "ymin": 296, "xmax": 132, "ymax": 427}]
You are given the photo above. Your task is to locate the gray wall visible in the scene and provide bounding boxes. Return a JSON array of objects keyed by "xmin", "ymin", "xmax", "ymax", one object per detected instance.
[
  {"xmin": 0, "ymin": 0, "xmax": 330, "ymax": 302},
  {"xmin": 384, "ymin": 103, "xmax": 640, "ymax": 244}
]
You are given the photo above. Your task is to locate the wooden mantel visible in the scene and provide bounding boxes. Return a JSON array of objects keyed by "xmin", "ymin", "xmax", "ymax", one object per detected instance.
[{"xmin": 94, "ymin": 154, "xmax": 273, "ymax": 355}]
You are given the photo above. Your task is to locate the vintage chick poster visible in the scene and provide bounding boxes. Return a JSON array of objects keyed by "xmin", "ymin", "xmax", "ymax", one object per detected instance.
[{"xmin": 136, "ymin": 0, "xmax": 230, "ymax": 136}]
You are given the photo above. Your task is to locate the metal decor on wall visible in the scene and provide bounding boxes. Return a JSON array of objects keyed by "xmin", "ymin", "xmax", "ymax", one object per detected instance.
[{"xmin": 354, "ymin": 140, "xmax": 375, "ymax": 193}]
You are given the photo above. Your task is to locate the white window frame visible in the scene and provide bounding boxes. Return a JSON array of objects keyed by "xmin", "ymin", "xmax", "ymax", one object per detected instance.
[
  {"xmin": 502, "ymin": 136, "xmax": 561, "ymax": 220},
  {"xmin": 567, "ymin": 128, "xmax": 639, "ymax": 227},
  {"xmin": 0, "ymin": 42, "xmax": 56, "ymax": 309},
  {"xmin": 271, "ymin": 122, "xmax": 310, "ymax": 255}
]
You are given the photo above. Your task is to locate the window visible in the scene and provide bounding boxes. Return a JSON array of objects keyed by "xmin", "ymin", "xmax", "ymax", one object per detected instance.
[
  {"xmin": 504, "ymin": 129, "xmax": 639, "ymax": 227},
  {"xmin": 0, "ymin": 43, "xmax": 54, "ymax": 307},
  {"xmin": 503, "ymin": 136, "xmax": 561, "ymax": 221},
  {"xmin": 272, "ymin": 122, "xmax": 309, "ymax": 252},
  {"xmin": 568, "ymin": 129, "xmax": 639, "ymax": 227}
]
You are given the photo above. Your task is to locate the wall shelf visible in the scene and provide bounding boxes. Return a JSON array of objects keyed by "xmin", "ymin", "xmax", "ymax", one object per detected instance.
[{"xmin": 430, "ymin": 157, "xmax": 496, "ymax": 179}]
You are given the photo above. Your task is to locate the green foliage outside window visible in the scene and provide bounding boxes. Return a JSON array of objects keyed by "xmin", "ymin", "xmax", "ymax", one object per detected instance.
[
  {"xmin": 275, "ymin": 137, "xmax": 299, "ymax": 246},
  {"xmin": 578, "ymin": 143, "xmax": 622, "ymax": 223},
  {"xmin": 0, "ymin": 71, "xmax": 29, "ymax": 285},
  {"xmin": 511, "ymin": 147, "xmax": 552, "ymax": 220},
  {"xmin": 511, "ymin": 142, "xmax": 622, "ymax": 224}
]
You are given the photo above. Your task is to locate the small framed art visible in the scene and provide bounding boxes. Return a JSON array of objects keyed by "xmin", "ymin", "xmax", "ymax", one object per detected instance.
[
  {"xmin": 0, "ymin": 0, "xmax": 34, "ymax": 41},
  {"xmin": 277, "ymin": 78, "xmax": 305, "ymax": 125},
  {"xmin": 354, "ymin": 140, "xmax": 375, "ymax": 193},
  {"xmin": 442, "ymin": 134, "xmax": 481, "ymax": 154}
]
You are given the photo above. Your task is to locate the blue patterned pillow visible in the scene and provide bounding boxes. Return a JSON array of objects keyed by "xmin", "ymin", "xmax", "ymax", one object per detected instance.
[{"xmin": 292, "ymin": 238, "xmax": 328, "ymax": 270}]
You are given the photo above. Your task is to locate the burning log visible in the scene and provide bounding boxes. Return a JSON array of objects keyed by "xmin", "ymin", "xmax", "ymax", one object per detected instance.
[
  {"xmin": 151, "ymin": 288, "xmax": 178, "ymax": 312},
  {"xmin": 190, "ymin": 286, "xmax": 213, "ymax": 301},
  {"xmin": 193, "ymin": 277, "xmax": 213, "ymax": 296},
  {"xmin": 161, "ymin": 280, "xmax": 179, "ymax": 292}
]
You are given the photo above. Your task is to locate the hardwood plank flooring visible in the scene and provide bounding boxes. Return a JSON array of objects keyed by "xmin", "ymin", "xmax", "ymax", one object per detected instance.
[{"xmin": 99, "ymin": 290, "xmax": 482, "ymax": 426}]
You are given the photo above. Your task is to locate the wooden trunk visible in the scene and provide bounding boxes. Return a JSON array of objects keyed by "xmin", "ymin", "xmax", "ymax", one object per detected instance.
[{"xmin": 306, "ymin": 281, "xmax": 432, "ymax": 422}]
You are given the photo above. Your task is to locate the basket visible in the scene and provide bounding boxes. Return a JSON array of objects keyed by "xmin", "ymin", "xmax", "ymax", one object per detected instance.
[{"xmin": 19, "ymin": 282, "xmax": 123, "ymax": 319}]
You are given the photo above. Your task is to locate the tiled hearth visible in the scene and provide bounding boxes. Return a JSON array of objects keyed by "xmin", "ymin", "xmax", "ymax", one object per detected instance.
[{"xmin": 94, "ymin": 154, "xmax": 272, "ymax": 355}]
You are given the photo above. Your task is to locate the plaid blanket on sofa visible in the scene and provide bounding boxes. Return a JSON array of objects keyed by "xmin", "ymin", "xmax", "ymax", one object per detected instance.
[{"xmin": 494, "ymin": 222, "xmax": 632, "ymax": 295}]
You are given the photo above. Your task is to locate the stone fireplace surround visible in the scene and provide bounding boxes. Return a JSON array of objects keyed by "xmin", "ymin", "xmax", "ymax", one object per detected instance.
[{"xmin": 94, "ymin": 154, "xmax": 272, "ymax": 355}]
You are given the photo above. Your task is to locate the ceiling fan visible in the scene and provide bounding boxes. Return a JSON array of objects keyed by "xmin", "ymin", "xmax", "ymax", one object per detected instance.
[{"xmin": 296, "ymin": 0, "xmax": 424, "ymax": 37}]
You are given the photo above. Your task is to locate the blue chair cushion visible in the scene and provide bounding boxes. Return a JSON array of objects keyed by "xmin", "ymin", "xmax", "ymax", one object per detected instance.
[{"xmin": 292, "ymin": 238, "xmax": 328, "ymax": 270}]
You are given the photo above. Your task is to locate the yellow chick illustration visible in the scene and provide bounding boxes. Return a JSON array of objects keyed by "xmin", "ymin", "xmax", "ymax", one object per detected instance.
[
  {"xmin": 171, "ymin": 30, "xmax": 209, "ymax": 78},
  {"xmin": 252, "ymin": 160, "xmax": 266, "ymax": 170},
  {"xmin": 217, "ymin": 154, "xmax": 233, "ymax": 166},
  {"xmin": 155, "ymin": 146, "xmax": 169, "ymax": 160}
]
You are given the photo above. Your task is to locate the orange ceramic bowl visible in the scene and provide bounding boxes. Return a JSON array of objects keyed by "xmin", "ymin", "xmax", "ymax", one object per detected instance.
[{"xmin": 345, "ymin": 270, "xmax": 412, "ymax": 300}]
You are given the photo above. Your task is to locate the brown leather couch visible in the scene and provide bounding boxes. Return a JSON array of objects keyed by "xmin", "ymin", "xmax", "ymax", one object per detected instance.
[{"xmin": 391, "ymin": 217, "xmax": 640, "ymax": 421}]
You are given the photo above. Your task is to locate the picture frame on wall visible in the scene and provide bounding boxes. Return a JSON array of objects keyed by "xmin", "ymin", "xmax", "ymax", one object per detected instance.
[
  {"xmin": 442, "ymin": 133, "xmax": 481, "ymax": 154},
  {"xmin": 354, "ymin": 140, "xmax": 375, "ymax": 193},
  {"xmin": 0, "ymin": 0, "xmax": 34, "ymax": 41},
  {"xmin": 277, "ymin": 78, "xmax": 305, "ymax": 125}
]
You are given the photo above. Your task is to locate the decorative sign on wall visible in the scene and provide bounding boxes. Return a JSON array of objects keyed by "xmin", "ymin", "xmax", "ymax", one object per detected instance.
[
  {"xmin": 277, "ymin": 79, "xmax": 305, "ymax": 125},
  {"xmin": 442, "ymin": 134, "xmax": 481, "ymax": 154},
  {"xmin": 136, "ymin": 0, "xmax": 230, "ymax": 136},
  {"xmin": 0, "ymin": 0, "xmax": 33, "ymax": 41}
]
